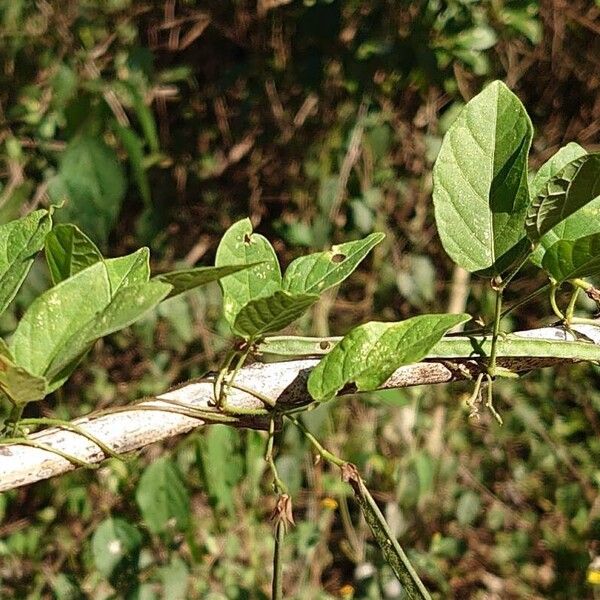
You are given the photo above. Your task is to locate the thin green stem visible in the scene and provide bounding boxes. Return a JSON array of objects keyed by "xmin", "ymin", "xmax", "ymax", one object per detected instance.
[
  {"xmin": 265, "ymin": 417, "xmax": 289, "ymax": 600},
  {"xmin": 499, "ymin": 282, "xmax": 550, "ymax": 321},
  {"xmin": 484, "ymin": 374, "xmax": 503, "ymax": 425},
  {"xmin": 287, "ymin": 416, "xmax": 345, "ymax": 467},
  {"xmin": 487, "ymin": 283, "xmax": 504, "ymax": 377},
  {"xmin": 569, "ymin": 278, "xmax": 593, "ymax": 292},
  {"xmin": 0, "ymin": 437, "xmax": 96, "ymax": 468},
  {"xmin": 224, "ymin": 380, "xmax": 277, "ymax": 408},
  {"xmin": 265, "ymin": 418, "xmax": 286, "ymax": 494},
  {"xmin": 272, "ymin": 520, "xmax": 285, "ymax": 600},
  {"xmin": 230, "ymin": 344, "xmax": 254, "ymax": 383},
  {"xmin": 565, "ymin": 288, "xmax": 581, "ymax": 323},
  {"xmin": 502, "ymin": 251, "xmax": 533, "ymax": 288},
  {"xmin": 92, "ymin": 401, "xmax": 240, "ymax": 423},
  {"xmin": 569, "ymin": 317, "xmax": 600, "ymax": 326},
  {"xmin": 549, "ymin": 282, "xmax": 565, "ymax": 321},
  {"xmin": 217, "ymin": 342, "xmax": 254, "ymax": 408},
  {"xmin": 465, "ymin": 372, "xmax": 485, "ymax": 418},
  {"xmin": 18, "ymin": 418, "xmax": 122, "ymax": 460},
  {"xmin": 7, "ymin": 404, "xmax": 25, "ymax": 437},
  {"xmin": 213, "ymin": 349, "xmax": 237, "ymax": 406},
  {"xmin": 287, "ymin": 415, "xmax": 431, "ymax": 600}
]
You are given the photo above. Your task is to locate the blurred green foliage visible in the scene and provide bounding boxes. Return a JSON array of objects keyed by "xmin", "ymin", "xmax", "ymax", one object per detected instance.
[{"xmin": 1, "ymin": 1, "xmax": 599, "ymax": 598}]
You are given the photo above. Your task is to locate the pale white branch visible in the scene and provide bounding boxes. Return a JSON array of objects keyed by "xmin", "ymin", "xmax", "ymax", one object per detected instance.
[{"xmin": 1, "ymin": 324, "xmax": 599, "ymax": 492}]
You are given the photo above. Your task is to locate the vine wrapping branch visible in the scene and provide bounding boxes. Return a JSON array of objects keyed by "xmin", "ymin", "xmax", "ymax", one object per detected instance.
[{"xmin": 0, "ymin": 324, "xmax": 599, "ymax": 492}]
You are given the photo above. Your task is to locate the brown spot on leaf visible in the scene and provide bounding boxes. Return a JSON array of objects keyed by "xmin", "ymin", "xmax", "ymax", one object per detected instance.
[
  {"xmin": 243, "ymin": 233, "xmax": 252, "ymax": 244},
  {"xmin": 319, "ymin": 341, "xmax": 330, "ymax": 350},
  {"xmin": 331, "ymin": 253, "xmax": 346, "ymax": 263}
]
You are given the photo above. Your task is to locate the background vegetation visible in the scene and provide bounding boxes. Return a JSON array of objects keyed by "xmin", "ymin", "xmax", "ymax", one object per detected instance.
[{"xmin": 1, "ymin": 1, "xmax": 599, "ymax": 598}]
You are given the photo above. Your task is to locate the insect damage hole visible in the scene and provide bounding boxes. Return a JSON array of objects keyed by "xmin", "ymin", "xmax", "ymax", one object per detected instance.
[
  {"xmin": 331, "ymin": 253, "xmax": 346, "ymax": 263},
  {"xmin": 319, "ymin": 341, "xmax": 331, "ymax": 350},
  {"xmin": 243, "ymin": 233, "xmax": 252, "ymax": 244}
]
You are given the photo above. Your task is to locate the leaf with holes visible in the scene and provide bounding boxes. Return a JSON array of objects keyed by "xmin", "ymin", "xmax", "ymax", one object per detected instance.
[
  {"xmin": 541, "ymin": 233, "xmax": 600, "ymax": 282},
  {"xmin": 433, "ymin": 80, "xmax": 533, "ymax": 275},
  {"xmin": 283, "ymin": 232, "xmax": 385, "ymax": 294},
  {"xmin": 232, "ymin": 290, "xmax": 318, "ymax": 338},
  {"xmin": 215, "ymin": 219, "xmax": 282, "ymax": 327},
  {"xmin": 308, "ymin": 313, "xmax": 471, "ymax": 402},
  {"xmin": 0, "ymin": 209, "xmax": 52, "ymax": 317},
  {"xmin": 526, "ymin": 153, "xmax": 600, "ymax": 243},
  {"xmin": 155, "ymin": 263, "xmax": 258, "ymax": 299},
  {"xmin": 45, "ymin": 223, "xmax": 103, "ymax": 284}
]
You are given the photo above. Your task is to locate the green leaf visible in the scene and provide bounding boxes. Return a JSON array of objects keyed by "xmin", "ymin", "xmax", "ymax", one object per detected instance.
[
  {"xmin": 41, "ymin": 248, "xmax": 153, "ymax": 385},
  {"xmin": 0, "ymin": 339, "xmax": 46, "ymax": 406},
  {"xmin": 308, "ymin": 313, "xmax": 471, "ymax": 402},
  {"xmin": 45, "ymin": 223, "xmax": 102, "ymax": 284},
  {"xmin": 541, "ymin": 233, "xmax": 600, "ymax": 282},
  {"xmin": 114, "ymin": 123, "xmax": 151, "ymax": 207},
  {"xmin": 129, "ymin": 584, "xmax": 158, "ymax": 600},
  {"xmin": 197, "ymin": 425, "xmax": 244, "ymax": 516},
  {"xmin": 530, "ymin": 195, "xmax": 600, "ymax": 266},
  {"xmin": 42, "ymin": 250, "xmax": 166, "ymax": 387},
  {"xmin": 92, "ymin": 517, "xmax": 142, "ymax": 582},
  {"xmin": 0, "ymin": 209, "xmax": 52, "ymax": 316},
  {"xmin": 526, "ymin": 153, "xmax": 600, "ymax": 242},
  {"xmin": 456, "ymin": 491, "xmax": 481, "ymax": 525},
  {"xmin": 413, "ymin": 451, "xmax": 435, "ymax": 500},
  {"xmin": 528, "ymin": 143, "xmax": 599, "ymax": 266},
  {"xmin": 104, "ymin": 248, "xmax": 150, "ymax": 292},
  {"xmin": 136, "ymin": 457, "xmax": 190, "ymax": 535},
  {"xmin": 0, "ymin": 181, "xmax": 34, "ymax": 226},
  {"xmin": 455, "ymin": 26, "xmax": 497, "ymax": 51},
  {"xmin": 283, "ymin": 232, "xmax": 385, "ymax": 294},
  {"xmin": 530, "ymin": 142, "xmax": 587, "ymax": 199},
  {"xmin": 232, "ymin": 290, "xmax": 318, "ymax": 338},
  {"xmin": 10, "ymin": 257, "xmax": 171, "ymax": 386},
  {"xmin": 10, "ymin": 262, "xmax": 111, "ymax": 377},
  {"xmin": 46, "ymin": 279, "xmax": 171, "ymax": 385},
  {"xmin": 429, "ymin": 334, "xmax": 600, "ymax": 362},
  {"xmin": 432, "ymin": 80, "xmax": 533, "ymax": 274},
  {"xmin": 126, "ymin": 82, "xmax": 160, "ymax": 153},
  {"xmin": 159, "ymin": 557, "xmax": 189, "ymax": 600},
  {"xmin": 50, "ymin": 573, "xmax": 85, "ymax": 600},
  {"xmin": 49, "ymin": 136, "xmax": 126, "ymax": 245},
  {"xmin": 156, "ymin": 264, "xmax": 257, "ymax": 299},
  {"xmin": 215, "ymin": 219, "xmax": 282, "ymax": 326}
]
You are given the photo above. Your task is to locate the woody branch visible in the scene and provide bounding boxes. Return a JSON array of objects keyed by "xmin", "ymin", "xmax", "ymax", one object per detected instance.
[{"xmin": 1, "ymin": 324, "xmax": 598, "ymax": 492}]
